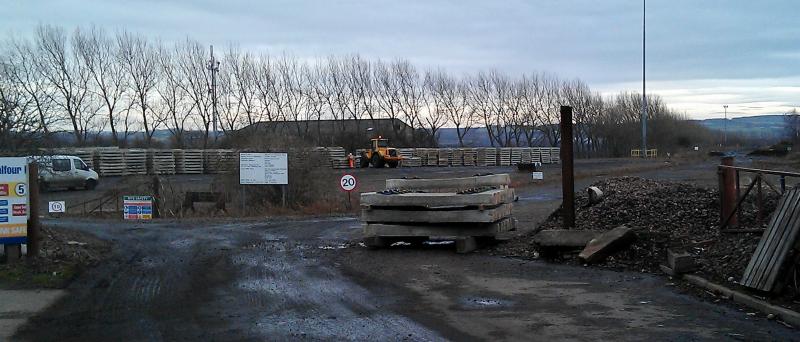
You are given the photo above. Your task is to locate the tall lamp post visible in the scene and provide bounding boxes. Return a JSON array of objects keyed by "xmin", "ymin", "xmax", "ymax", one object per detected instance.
[
  {"xmin": 723, "ymin": 105, "xmax": 728, "ymax": 147},
  {"xmin": 641, "ymin": 0, "xmax": 647, "ymax": 157}
]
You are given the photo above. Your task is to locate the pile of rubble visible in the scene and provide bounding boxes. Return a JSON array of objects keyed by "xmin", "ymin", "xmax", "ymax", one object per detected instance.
[{"xmin": 496, "ymin": 177, "xmax": 779, "ymax": 284}]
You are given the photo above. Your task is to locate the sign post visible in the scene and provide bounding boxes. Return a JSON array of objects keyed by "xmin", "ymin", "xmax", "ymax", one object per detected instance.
[
  {"xmin": 339, "ymin": 174, "xmax": 358, "ymax": 209},
  {"xmin": 0, "ymin": 157, "xmax": 30, "ymax": 262}
]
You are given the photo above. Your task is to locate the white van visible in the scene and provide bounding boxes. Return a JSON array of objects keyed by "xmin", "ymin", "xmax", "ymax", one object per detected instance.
[{"xmin": 33, "ymin": 155, "xmax": 100, "ymax": 191}]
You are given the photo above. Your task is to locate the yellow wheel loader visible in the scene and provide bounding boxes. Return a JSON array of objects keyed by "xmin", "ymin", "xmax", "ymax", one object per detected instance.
[{"xmin": 360, "ymin": 137, "xmax": 402, "ymax": 168}]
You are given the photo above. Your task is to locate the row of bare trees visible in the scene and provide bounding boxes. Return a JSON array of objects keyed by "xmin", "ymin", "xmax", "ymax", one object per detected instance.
[{"xmin": 1, "ymin": 25, "xmax": 712, "ymax": 156}]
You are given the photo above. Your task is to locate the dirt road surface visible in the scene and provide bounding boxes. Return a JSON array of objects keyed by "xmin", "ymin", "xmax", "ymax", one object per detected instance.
[{"xmin": 16, "ymin": 158, "xmax": 798, "ymax": 341}]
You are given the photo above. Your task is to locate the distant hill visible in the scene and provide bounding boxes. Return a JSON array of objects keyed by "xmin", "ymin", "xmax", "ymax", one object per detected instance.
[{"xmin": 693, "ymin": 114, "xmax": 786, "ymax": 141}]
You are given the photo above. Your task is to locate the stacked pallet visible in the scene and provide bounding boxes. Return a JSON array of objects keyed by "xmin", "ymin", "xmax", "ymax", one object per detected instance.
[
  {"xmin": 174, "ymin": 149, "xmax": 204, "ymax": 174},
  {"xmin": 438, "ymin": 149, "xmax": 451, "ymax": 166},
  {"xmin": 450, "ymin": 149, "xmax": 464, "ymax": 166},
  {"xmin": 361, "ymin": 174, "xmax": 516, "ymax": 253},
  {"xmin": 149, "ymin": 149, "xmax": 176, "ymax": 175},
  {"xmin": 204, "ymin": 149, "xmax": 236, "ymax": 174},
  {"xmin": 463, "ymin": 149, "xmax": 477, "ymax": 166},
  {"xmin": 499, "ymin": 148, "xmax": 512, "ymax": 166},
  {"xmin": 96, "ymin": 148, "xmax": 125, "ymax": 176},
  {"xmin": 124, "ymin": 149, "xmax": 148, "ymax": 175}
]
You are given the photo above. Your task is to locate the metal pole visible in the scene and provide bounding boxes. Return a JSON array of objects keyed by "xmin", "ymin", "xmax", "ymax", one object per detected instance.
[
  {"xmin": 560, "ymin": 106, "xmax": 575, "ymax": 228},
  {"xmin": 641, "ymin": 0, "xmax": 647, "ymax": 157},
  {"xmin": 723, "ymin": 105, "xmax": 728, "ymax": 147},
  {"xmin": 208, "ymin": 45, "xmax": 219, "ymax": 143}
]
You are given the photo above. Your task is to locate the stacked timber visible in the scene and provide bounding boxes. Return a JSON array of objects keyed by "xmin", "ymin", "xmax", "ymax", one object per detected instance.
[
  {"xmin": 397, "ymin": 148, "xmax": 421, "ymax": 167},
  {"xmin": 148, "ymin": 149, "xmax": 176, "ymax": 175},
  {"xmin": 96, "ymin": 148, "xmax": 125, "ymax": 176},
  {"xmin": 174, "ymin": 149, "xmax": 204, "ymax": 174},
  {"xmin": 124, "ymin": 149, "xmax": 148, "ymax": 175},
  {"xmin": 361, "ymin": 174, "xmax": 515, "ymax": 253}
]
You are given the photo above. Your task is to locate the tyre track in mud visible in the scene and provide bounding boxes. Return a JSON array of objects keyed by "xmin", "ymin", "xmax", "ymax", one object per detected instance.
[{"xmin": 15, "ymin": 218, "xmax": 443, "ymax": 341}]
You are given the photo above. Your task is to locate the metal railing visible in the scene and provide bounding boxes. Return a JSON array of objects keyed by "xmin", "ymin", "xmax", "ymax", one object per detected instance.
[{"xmin": 718, "ymin": 162, "xmax": 800, "ymax": 232}]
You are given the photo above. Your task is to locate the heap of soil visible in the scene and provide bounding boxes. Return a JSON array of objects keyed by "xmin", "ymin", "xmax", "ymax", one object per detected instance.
[
  {"xmin": 495, "ymin": 177, "xmax": 780, "ymax": 285},
  {"xmin": 0, "ymin": 226, "xmax": 110, "ymax": 288}
]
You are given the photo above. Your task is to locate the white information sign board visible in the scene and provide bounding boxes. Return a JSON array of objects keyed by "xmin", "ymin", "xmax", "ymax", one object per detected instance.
[
  {"xmin": 240, "ymin": 153, "xmax": 289, "ymax": 185},
  {"xmin": 531, "ymin": 172, "xmax": 544, "ymax": 180},
  {"xmin": 0, "ymin": 157, "xmax": 29, "ymax": 244}
]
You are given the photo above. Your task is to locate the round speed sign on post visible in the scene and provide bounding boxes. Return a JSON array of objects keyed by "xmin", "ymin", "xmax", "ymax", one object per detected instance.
[{"xmin": 340, "ymin": 174, "xmax": 357, "ymax": 192}]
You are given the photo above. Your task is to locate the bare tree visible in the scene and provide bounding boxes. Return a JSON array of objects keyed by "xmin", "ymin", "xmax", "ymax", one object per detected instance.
[
  {"xmin": 75, "ymin": 27, "xmax": 129, "ymax": 145},
  {"xmin": 118, "ymin": 31, "xmax": 161, "ymax": 145},
  {"xmin": 0, "ymin": 60, "xmax": 41, "ymax": 150},
  {"xmin": 35, "ymin": 25, "xmax": 95, "ymax": 144},
  {"xmin": 175, "ymin": 39, "xmax": 213, "ymax": 147},
  {"xmin": 5, "ymin": 38, "xmax": 57, "ymax": 138}
]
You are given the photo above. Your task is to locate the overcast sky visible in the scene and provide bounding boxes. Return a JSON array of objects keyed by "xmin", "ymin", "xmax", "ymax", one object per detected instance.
[{"xmin": 3, "ymin": 0, "xmax": 798, "ymax": 119}]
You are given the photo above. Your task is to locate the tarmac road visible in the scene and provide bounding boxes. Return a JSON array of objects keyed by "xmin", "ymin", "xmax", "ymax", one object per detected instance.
[{"xmin": 16, "ymin": 159, "xmax": 799, "ymax": 341}]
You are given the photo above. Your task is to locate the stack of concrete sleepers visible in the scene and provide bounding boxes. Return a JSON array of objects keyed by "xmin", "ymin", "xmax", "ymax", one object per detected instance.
[
  {"xmin": 174, "ymin": 149, "xmax": 204, "ymax": 174},
  {"xmin": 499, "ymin": 148, "xmax": 512, "ymax": 166},
  {"xmin": 96, "ymin": 148, "xmax": 125, "ymax": 176},
  {"xmin": 450, "ymin": 149, "xmax": 464, "ymax": 166},
  {"xmin": 485, "ymin": 148, "xmax": 497, "ymax": 166},
  {"xmin": 520, "ymin": 148, "xmax": 532, "ymax": 164},
  {"xmin": 438, "ymin": 149, "xmax": 451, "ymax": 166},
  {"xmin": 73, "ymin": 149, "xmax": 96, "ymax": 169},
  {"xmin": 148, "ymin": 149, "xmax": 176, "ymax": 175},
  {"xmin": 326, "ymin": 147, "xmax": 349, "ymax": 169},
  {"xmin": 530, "ymin": 148, "xmax": 542, "ymax": 164},
  {"xmin": 398, "ymin": 148, "xmax": 422, "ymax": 167},
  {"xmin": 540, "ymin": 147, "xmax": 552, "ymax": 164},
  {"xmin": 123, "ymin": 149, "xmax": 148, "ymax": 175},
  {"xmin": 425, "ymin": 149, "xmax": 438, "ymax": 166},
  {"xmin": 360, "ymin": 174, "xmax": 515, "ymax": 253},
  {"xmin": 510, "ymin": 148, "xmax": 523, "ymax": 165},
  {"xmin": 549, "ymin": 147, "xmax": 561, "ymax": 163},
  {"xmin": 463, "ymin": 148, "xmax": 477, "ymax": 166},
  {"xmin": 204, "ymin": 149, "xmax": 237, "ymax": 174}
]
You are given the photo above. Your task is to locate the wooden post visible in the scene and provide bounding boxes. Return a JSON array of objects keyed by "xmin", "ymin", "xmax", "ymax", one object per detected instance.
[
  {"xmin": 560, "ymin": 106, "xmax": 575, "ymax": 228},
  {"xmin": 27, "ymin": 162, "xmax": 40, "ymax": 257},
  {"xmin": 756, "ymin": 173, "xmax": 763, "ymax": 224}
]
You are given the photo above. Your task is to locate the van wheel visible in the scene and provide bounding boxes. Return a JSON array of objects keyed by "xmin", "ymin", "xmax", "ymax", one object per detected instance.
[{"xmin": 85, "ymin": 179, "xmax": 97, "ymax": 190}]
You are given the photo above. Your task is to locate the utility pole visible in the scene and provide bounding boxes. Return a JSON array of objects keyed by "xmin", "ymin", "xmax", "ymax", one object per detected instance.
[
  {"xmin": 723, "ymin": 104, "xmax": 728, "ymax": 147},
  {"xmin": 208, "ymin": 45, "xmax": 220, "ymax": 143},
  {"xmin": 641, "ymin": 0, "xmax": 648, "ymax": 157}
]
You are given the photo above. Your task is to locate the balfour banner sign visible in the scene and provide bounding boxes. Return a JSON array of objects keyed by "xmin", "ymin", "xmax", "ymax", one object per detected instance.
[{"xmin": 0, "ymin": 157, "xmax": 29, "ymax": 245}]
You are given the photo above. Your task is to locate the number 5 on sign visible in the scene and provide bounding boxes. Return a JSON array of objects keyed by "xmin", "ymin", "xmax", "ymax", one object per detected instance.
[{"xmin": 340, "ymin": 174, "xmax": 357, "ymax": 192}]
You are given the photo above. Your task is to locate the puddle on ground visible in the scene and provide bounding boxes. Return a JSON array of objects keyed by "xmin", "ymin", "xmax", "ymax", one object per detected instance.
[
  {"xmin": 460, "ymin": 297, "xmax": 513, "ymax": 309},
  {"xmin": 517, "ymin": 193, "xmax": 559, "ymax": 202}
]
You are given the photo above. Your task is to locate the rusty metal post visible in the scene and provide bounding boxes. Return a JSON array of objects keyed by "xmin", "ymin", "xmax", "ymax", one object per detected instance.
[
  {"xmin": 756, "ymin": 173, "xmax": 763, "ymax": 224},
  {"xmin": 721, "ymin": 156, "xmax": 737, "ymax": 228},
  {"xmin": 560, "ymin": 106, "xmax": 575, "ymax": 228},
  {"xmin": 27, "ymin": 162, "xmax": 40, "ymax": 257},
  {"xmin": 780, "ymin": 175, "xmax": 786, "ymax": 193},
  {"xmin": 735, "ymin": 170, "xmax": 741, "ymax": 224}
]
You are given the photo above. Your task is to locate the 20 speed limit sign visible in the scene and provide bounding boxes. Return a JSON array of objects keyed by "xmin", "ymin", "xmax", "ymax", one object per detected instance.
[{"xmin": 339, "ymin": 174, "xmax": 357, "ymax": 192}]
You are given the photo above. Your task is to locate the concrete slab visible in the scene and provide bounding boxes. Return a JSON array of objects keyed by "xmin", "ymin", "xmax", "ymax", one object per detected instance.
[
  {"xmin": 579, "ymin": 226, "xmax": 636, "ymax": 264},
  {"xmin": 0, "ymin": 289, "xmax": 65, "ymax": 340},
  {"xmin": 533, "ymin": 230, "xmax": 598, "ymax": 247}
]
